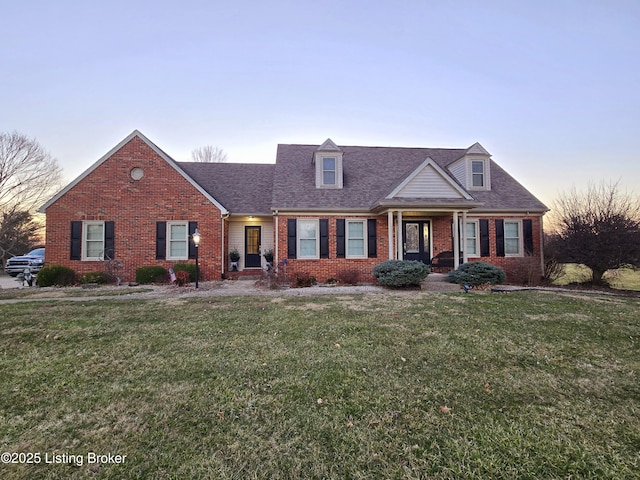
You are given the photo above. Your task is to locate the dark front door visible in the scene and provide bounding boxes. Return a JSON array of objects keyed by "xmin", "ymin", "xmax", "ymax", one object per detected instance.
[
  {"xmin": 403, "ymin": 221, "xmax": 431, "ymax": 264},
  {"xmin": 245, "ymin": 226, "xmax": 261, "ymax": 268}
]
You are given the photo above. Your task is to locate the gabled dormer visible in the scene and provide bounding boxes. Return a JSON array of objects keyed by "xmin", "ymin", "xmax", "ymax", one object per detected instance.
[
  {"xmin": 314, "ymin": 138, "xmax": 343, "ymax": 189},
  {"xmin": 448, "ymin": 142, "xmax": 492, "ymax": 191}
]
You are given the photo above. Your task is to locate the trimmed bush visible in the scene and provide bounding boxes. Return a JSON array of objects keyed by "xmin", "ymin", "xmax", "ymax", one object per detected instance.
[
  {"xmin": 174, "ymin": 270, "xmax": 191, "ymax": 286},
  {"xmin": 336, "ymin": 269, "xmax": 361, "ymax": 285},
  {"xmin": 372, "ymin": 260, "xmax": 429, "ymax": 287},
  {"xmin": 135, "ymin": 266, "xmax": 168, "ymax": 284},
  {"xmin": 448, "ymin": 261, "xmax": 506, "ymax": 287},
  {"xmin": 79, "ymin": 271, "xmax": 112, "ymax": 285},
  {"xmin": 291, "ymin": 271, "xmax": 317, "ymax": 288},
  {"xmin": 37, "ymin": 265, "xmax": 77, "ymax": 287},
  {"xmin": 173, "ymin": 262, "xmax": 198, "ymax": 282}
]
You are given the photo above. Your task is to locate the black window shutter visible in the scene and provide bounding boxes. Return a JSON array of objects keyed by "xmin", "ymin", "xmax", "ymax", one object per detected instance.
[
  {"xmin": 367, "ymin": 219, "xmax": 377, "ymax": 258},
  {"xmin": 104, "ymin": 221, "xmax": 115, "ymax": 259},
  {"xmin": 336, "ymin": 219, "xmax": 345, "ymax": 258},
  {"xmin": 156, "ymin": 222, "xmax": 167, "ymax": 259},
  {"xmin": 287, "ymin": 219, "xmax": 297, "ymax": 259},
  {"xmin": 70, "ymin": 221, "xmax": 82, "ymax": 260},
  {"xmin": 320, "ymin": 219, "xmax": 329, "ymax": 258},
  {"xmin": 495, "ymin": 220, "xmax": 505, "ymax": 257},
  {"xmin": 523, "ymin": 219, "xmax": 534, "ymax": 255},
  {"xmin": 479, "ymin": 219, "xmax": 490, "ymax": 257},
  {"xmin": 188, "ymin": 221, "xmax": 198, "ymax": 259}
]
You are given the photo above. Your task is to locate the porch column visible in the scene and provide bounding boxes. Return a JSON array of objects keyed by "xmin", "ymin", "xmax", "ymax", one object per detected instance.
[
  {"xmin": 397, "ymin": 210, "xmax": 403, "ymax": 260},
  {"xmin": 387, "ymin": 211, "xmax": 394, "ymax": 260},
  {"xmin": 461, "ymin": 211, "xmax": 468, "ymax": 264},
  {"xmin": 452, "ymin": 211, "xmax": 460, "ymax": 269}
]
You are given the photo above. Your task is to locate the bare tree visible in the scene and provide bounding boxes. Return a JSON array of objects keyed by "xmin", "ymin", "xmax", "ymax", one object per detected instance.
[
  {"xmin": 0, "ymin": 131, "xmax": 63, "ymax": 266},
  {"xmin": 548, "ymin": 180, "xmax": 640, "ymax": 285},
  {"xmin": 191, "ymin": 145, "xmax": 228, "ymax": 163},
  {"xmin": 0, "ymin": 131, "xmax": 63, "ymax": 213},
  {"xmin": 0, "ymin": 207, "xmax": 41, "ymax": 264}
]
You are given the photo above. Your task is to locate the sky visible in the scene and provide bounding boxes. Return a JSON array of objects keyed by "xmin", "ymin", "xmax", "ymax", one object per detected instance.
[{"xmin": 2, "ymin": 0, "xmax": 639, "ymax": 208}]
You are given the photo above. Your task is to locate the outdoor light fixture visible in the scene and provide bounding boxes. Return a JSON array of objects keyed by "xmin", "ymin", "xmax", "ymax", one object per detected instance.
[{"xmin": 192, "ymin": 228, "xmax": 201, "ymax": 288}]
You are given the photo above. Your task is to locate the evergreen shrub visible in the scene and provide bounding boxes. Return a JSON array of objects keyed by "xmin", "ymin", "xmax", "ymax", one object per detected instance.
[
  {"xmin": 448, "ymin": 261, "xmax": 506, "ymax": 286},
  {"xmin": 37, "ymin": 265, "xmax": 77, "ymax": 287},
  {"xmin": 135, "ymin": 266, "xmax": 168, "ymax": 284},
  {"xmin": 79, "ymin": 271, "xmax": 112, "ymax": 284},
  {"xmin": 372, "ymin": 260, "xmax": 429, "ymax": 287}
]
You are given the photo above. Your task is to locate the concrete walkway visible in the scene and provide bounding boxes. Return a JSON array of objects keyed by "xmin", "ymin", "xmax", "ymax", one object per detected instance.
[{"xmin": 421, "ymin": 273, "xmax": 463, "ymax": 292}]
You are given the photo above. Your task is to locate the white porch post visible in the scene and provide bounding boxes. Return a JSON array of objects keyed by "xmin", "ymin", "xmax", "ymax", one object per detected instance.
[
  {"xmin": 452, "ymin": 211, "xmax": 460, "ymax": 269},
  {"xmin": 387, "ymin": 211, "xmax": 394, "ymax": 260},
  {"xmin": 397, "ymin": 210, "xmax": 403, "ymax": 260},
  {"xmin": 461, "ymin": 211, "xmax": 468, "ymax": 264}
]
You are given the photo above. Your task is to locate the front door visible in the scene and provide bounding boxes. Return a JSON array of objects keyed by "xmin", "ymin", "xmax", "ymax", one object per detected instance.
[
  {"xmin": 245, "ymin": 226, "xmax": 261, "ymax": 268},
  {"xmin": 403, "ymin": 221, "xmax": 431, "ymax": 264}
]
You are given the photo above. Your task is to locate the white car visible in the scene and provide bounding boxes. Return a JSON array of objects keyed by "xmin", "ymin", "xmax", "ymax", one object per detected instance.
[{"xmin": 5, "ymin": 248, "xmax": 45, "ymax": 276}]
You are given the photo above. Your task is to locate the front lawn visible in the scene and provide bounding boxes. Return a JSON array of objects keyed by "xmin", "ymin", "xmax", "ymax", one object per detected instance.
[{"xmin": 1, "ymin": 291, "xmax": 638, "ymax": 479}]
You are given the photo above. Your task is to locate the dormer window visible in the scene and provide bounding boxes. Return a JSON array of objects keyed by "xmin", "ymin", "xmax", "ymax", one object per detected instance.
[
  {"xmin": 322, "ymin": 157, "xmax": 336, "ymax": 185},
  {"xmin": 471, "ymin": 160, "xmax": 485, "ymax": 187},
  {"xmin": 314, "ymin": 138, "xmax": 343, "ymax": 189},
  {"xmin": 448, "ymin": 143, "xmax": 492, "ymax": 191}
]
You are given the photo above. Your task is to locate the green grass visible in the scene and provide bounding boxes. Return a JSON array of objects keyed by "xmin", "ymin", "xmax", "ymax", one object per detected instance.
[
  {"xmin": 554, "ymin": 264, "xmax": 640, "ymax": 291},
  {"xmin": 1, "ymin": 291, "xmax": 639, "ymax": 479}
]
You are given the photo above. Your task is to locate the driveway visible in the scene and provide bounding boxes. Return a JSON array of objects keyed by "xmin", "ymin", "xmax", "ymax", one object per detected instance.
[{"xmin": 0, "ymin": 274, "xmax": 20, "ymax": 289}]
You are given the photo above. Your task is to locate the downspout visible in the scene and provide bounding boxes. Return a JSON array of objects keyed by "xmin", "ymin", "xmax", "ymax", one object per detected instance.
[
  {"xmin": 221, "ymin": 213, "xmax": 230, "ymax": 278},
  {"xmin": 273, "ymin": 210, "xmax": 279, "ymax": 266}
]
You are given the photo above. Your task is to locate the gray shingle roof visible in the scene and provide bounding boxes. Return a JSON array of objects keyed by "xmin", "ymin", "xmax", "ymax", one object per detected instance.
[
  {"xmin": 469, "ymin": 161, "xmax": 548, "ymax": 212},
  {"xmin": 179, "ymin": 162, "xmax": 275, "ymax": 215},
  {"xmin": 178, "ymin": 143, "xmax": 547, "ymax": 215},
  {"xmin": 271, "ymin": 144, "xmax": 547, "ymax": 212}
]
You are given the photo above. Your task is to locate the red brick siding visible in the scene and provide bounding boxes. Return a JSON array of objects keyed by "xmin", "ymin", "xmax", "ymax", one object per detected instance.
[
  {"xmin": 44, "ymin": 136, "xmax": 223, "ymax": 282},
  {"xmin": 276, "ymin": 214, "xmax": 544, "ymax": 285},
  {"xmin": 431, "ymin": 215, "xmax": 544, "ymax": 284},
  {"xmin": 463, "ymin": 216, "xmax": 544, "ymax": 285},
  {"xmin": 431, "ymin": 216, "xmax": 454, "ymax": 256},
  {"xmin": 276, "ymin": 215, "xmax": 390, "ymax": 283}
]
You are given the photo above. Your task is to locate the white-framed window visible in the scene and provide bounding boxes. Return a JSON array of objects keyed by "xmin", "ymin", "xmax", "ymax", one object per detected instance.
[
  {"xmin": 504, "ymin": 220, "xmax": 522, "ymax": 256},
  {"xmin": 471, "ymin": 160, "xmax": 484, "ymax": 187},
  {"xmin": 346, "ymin": 219, "xmax": 367, "ymax": 258},
  {"xmin": 322, "ymin": 157, "xmax": 336, "ymax": 186},
  {"xmin": 298, "ymin": 219, "xmax": 319, "ymax": 259},
  {"xmin": 465, "ymin": 221, "xmax": 479, "ymax": 257},
  {"xmin": 83, "ymin": 221, "xmax": 105, "ymax": 261},
  {"xmin": 167, "ymin": 221, "xmax": 189, "ymax": 260}
]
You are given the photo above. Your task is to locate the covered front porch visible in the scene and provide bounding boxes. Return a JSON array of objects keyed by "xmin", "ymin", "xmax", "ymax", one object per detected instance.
[
  {"xmin": 384, "ymin": 209, "xmax": 475, "ymax": 271},
  {"xmin": 225, "ymin": 215, "xmax": 274, "ymax": 274}
]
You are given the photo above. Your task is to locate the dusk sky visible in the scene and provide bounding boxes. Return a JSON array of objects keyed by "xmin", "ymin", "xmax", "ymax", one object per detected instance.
[{"xmin": 2, "ymin": 0, "xmax": 639, "ymax": 207}]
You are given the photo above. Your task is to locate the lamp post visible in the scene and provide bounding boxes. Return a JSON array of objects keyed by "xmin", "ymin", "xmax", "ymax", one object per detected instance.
[{"xmin": 192, "ymin": 228, "xmax": 201, "ymax": 288}]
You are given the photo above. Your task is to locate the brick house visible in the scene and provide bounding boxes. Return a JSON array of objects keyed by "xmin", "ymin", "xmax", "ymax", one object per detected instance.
[{"xmin": 40, "ymin": 130, "xmax": 548, "ymax": 284}]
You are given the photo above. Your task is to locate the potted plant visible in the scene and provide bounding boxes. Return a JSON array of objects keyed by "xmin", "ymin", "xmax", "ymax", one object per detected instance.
[
  {"xmin": 263, "ymin": 248, "xmax": 274, "ymax": 264},
  {"xmin": 229, "ymin": 248, "xmax": 240, "ymax": 271}
]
